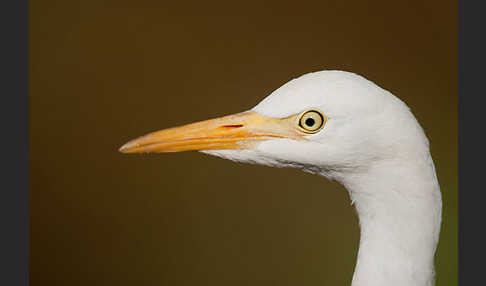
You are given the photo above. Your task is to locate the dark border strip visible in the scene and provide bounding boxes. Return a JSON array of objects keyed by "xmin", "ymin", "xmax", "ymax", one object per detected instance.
[
  {"xmin": 0, "ymin": 1, "xmax": 29, "ymax": 285},
  {"xmin": 459, "ymin": 0, "xmax": 485, "ymax": 285}
]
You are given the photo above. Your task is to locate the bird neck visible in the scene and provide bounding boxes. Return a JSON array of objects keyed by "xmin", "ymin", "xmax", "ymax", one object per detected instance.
[{"xmin": 336, "ymin": 155, "xmax": 442, "ymax": 286}]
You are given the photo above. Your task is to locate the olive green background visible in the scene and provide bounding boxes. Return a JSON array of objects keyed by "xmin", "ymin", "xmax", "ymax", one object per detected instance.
[{"xmin": 30, "ymin": 1, "xmax": 457, "ymax": 285}]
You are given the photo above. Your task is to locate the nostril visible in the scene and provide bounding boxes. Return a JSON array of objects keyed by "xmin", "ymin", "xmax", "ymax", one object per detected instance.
[{"xmin": 221, "ymin": 124, "xmax": 244, "ymax": 128}]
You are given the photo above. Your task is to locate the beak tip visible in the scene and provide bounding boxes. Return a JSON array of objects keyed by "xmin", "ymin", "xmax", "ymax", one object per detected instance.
[{"xmin": 118, "ymin": 142, "xmax": 132, "ymax": 153}]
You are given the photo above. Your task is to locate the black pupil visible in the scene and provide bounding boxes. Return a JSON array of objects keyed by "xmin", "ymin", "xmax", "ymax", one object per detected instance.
[{"xmin": 305, "ymin": 117, "xmax": 315, "ymax": 127}]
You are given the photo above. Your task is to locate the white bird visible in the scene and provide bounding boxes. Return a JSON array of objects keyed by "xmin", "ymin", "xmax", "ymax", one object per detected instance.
[{"xmin": 119, "ymin": 70, "xmax": 442, "ymax": 286}]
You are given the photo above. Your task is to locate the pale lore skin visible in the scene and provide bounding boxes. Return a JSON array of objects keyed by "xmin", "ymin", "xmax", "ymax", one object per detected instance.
[{"xmin": 120, "ymin": 70, "xmax": 442, "ymax": 286}]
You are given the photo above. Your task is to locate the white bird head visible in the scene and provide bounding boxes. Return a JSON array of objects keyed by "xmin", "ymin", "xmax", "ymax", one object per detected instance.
[
  {"xmin": 120, "ymin": 70, "xmax": 429, "ymax": 180},
  {"xmin": 119, "ymin": 70, "xmax": 441, "ymax": 286}
]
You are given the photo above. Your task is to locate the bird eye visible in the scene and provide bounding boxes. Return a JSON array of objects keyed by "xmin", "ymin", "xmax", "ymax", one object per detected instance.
[{"xmin": 298, "ymin": 110, "xmax": 325, "ymax": 133}]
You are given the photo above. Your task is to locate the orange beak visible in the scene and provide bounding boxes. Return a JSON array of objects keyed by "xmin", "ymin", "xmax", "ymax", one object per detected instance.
[{"xmin": 119, "ymin": 111, "xmax": 304, "ymax": 154}]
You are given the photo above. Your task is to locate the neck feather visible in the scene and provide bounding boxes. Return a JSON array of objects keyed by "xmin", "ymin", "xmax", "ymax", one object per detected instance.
[{"xmin": 333, "ymin": 155, "xmax": 442, "ymax": 286}]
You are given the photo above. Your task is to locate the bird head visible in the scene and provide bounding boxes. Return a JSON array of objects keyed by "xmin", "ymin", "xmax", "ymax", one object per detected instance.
[{"xmin": 119, "ymin": 71, "xmax": 428, "ymax": 178}]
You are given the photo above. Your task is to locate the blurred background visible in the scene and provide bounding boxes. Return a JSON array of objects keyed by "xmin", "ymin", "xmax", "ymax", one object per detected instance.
[{"xmin": 30, "ymin": 1, "xmax": 457, "ymax": 285}]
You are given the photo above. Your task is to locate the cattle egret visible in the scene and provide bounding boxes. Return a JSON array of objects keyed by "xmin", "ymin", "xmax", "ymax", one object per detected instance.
[{"xmin": 119, "ymin": 70, "xmax": 442, "ymax": 286}]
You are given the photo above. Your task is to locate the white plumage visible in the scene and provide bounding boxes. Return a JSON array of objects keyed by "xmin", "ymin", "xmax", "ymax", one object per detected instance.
[{"xmin": 120, "ymin": 70, "xmax": 442, "ymax": 286}]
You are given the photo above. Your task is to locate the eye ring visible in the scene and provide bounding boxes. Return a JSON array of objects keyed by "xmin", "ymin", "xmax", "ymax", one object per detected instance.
[{"xmin": 298, "ymin": 110, "xmax": 326, "ymax": 134}]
